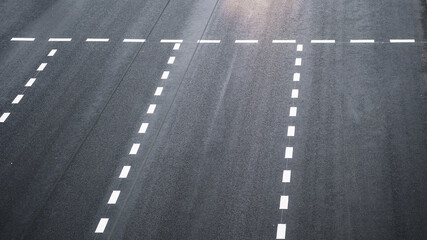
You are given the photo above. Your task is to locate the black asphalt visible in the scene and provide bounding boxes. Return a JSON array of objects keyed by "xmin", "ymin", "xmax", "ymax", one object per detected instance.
[{"xmin": 0, "ymin": 0, "xmax": 426, "ymax": 239}]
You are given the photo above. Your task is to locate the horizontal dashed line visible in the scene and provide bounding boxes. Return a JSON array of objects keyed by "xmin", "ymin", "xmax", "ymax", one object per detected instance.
[
  {"xmin": 123, "ymin": 39, "xmax": 146, "ymax": 43},
  {"xmin": 48, "ymin": 38, "xmax": 72, "ymax": 42},
  {"xmin": 197, "ymin": 40, "xmax": 221, "ymax": 43},
  {"xmin": 311, "ymin": 40, "xmax": 335, "ymax": 43},
  {"xmin": 11, "ymin": 38, "xmax": 35, "ymax": 42},
  {"xmin": 350, "ymin": 39, "xmax": 375, "ymax": 43},
  {"xmin": 235, "ymin": 40, "xmax": 258, "ymax": 43},
  {"xmin": 86, "ymin": 38, "xmax": 109, "ymax": 42},
  {"xmin": 390, "ymin": 39, "xmax": 415, "ymax": 43},
  {"xmin": 160, "ymin": 39, "xmax": 183, "ymax": 43},
  {"xmin": 119, "ymin": 166, "xmax": 131, "ymax": 178},
  {"xmin": 95, "ymin": 218, "xmax": 109, "ymax": 233},
  {"xmin": 272, "ymin": 40, "xmax": 296, "ymax": 43},
  {"xmin": 0, "ymin": 113, "xmax": 11, "ymax": 123}
]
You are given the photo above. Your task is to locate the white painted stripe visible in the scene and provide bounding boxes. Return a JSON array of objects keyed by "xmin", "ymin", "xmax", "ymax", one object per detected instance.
[
  {"xmin": 168, "ymin": 57, "xmax": 176, "ymax": 64},
  {"xmin": 25, "ymin": 78, "xmax": 36, "ymax": 87},
  {"xmin": 235, "ymin": 40, "xmax": 258, "ymax": 43},
  {"xmin": 48, "ymin": 49, "xmax": 57, "ymax": 56},
  {"xmin": 350, "ymin": 39, "xmax": 375, "ymax": 43},
  {"xmin": 108, "ymin": 191, "xmax": 121, "ymax": 204},
  {"xmin": 12, "ymin": 95, "xmax": 24, "ymax": 104},
  {"xmin": 11, "ymin": 38, "xmax": 35, "ymax": 42},
  {"xmin": 285, "ymin": 147, "xmax": 293, "ymax": 159},
  {"xmin": 139, "ymin": 123, "xmax": 149, "ymax": 133},
  {"xmin": 390, "ymin": 39, "xmax": 415, "ymax": 43},
  {"xmin": 123, "ymin": 39, "xmax": 146, "ymax": 42},
  {"xmin": 293, "ymin": 73, "xmax": 300, "ymax": 82},
  {"xmin": 48, "ymin": 38, "xmax": 72, "ymax": 42},
  {"xmin": 86, "ymin": 38, "xmax": 109, "ymax": 42},
  {"xmin": 37, "ymin": 63, "xmax": 47, "ymax": 71},
  {"xmin": 129, "ymin": 143, "xmax": 140, "ymax": 155},
  {"xmin": 272, "ymin": 40, "xmax": 296, "ymax": 43},
  {"xmin": 95, "ymin": 218, "xmax": 109, "ymax": 233},
  {"xmin": 161, "ymin": 71, "xmax": 170, "ymax": 80},
  {"xmin": 282, "ymin": 170, "xmax": 291, "ymax": 183},
  {"xmin": 287, "ymin": 126, "xmax": 295, "ymax": 137},
  {"xmin": 311, "ymin": 40, "xmax": 335, "ymax": 43},
  {"xmin": 291, "ymin": 89, "xmax": 299, "ymax": 98},
  {"xmin": 147, "ymin": 104, "xmax": 156, "ymax": 114},
  {"xmin": 119, "ymin": 166, "xmax": 131, "ymax": 178},
  {"xmin": 173, "ymin": 43, "xmax": 181, "ymax": 50},
  {"xmin": 280, "ymin": 196, "xmax": 289, "ymax": 209},
  {"xmin": 276, "ymin": 224, "xmax": 286, "ymax": 239},
  {"xmin": 0, "ymin": 113, "xmax": 11, "ymax": 123},
  {"xmin": 297, "ymin": 44, "xmax": 303, "ymax": 51},
  {"xmin": 295, "ymin": 58, "xmax": 302, "ymax": 66},
  {"xmin": 154, "ymin": 87, "xmax": 163, "ymax": 96},
  {"xmin": 197, "ymin": 40, "xmax": 221, "ymax": 43},
  {"xmin": 289, "ymin": 107, "xmax": 297, "ymax": 117},
  {"xmin": 160, "ymin": 39, "xmax": 183, "ymax": 43}
]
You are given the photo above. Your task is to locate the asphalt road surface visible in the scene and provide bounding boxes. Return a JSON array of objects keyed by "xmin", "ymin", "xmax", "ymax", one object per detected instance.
[{"xmin": 1, "ymin": 0, "xmax": 426, "ymax": 239}]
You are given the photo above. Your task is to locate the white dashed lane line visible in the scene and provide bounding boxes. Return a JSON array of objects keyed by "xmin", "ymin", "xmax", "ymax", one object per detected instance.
[
  {"xmin": 119, "ymin": 166, "xmax": 131, "ymax": 179},
  {"xmin": 291, "ymin": 89, "xmax": 299, "ymax": 98},
  {"xmin": 95, "ymin": 218, "xmax": 109, "ymax": 233},
  {"xmin": 295, "ymin": 58, "xmax": 302, "ymax": 66},
  {"xmin": 285, "ymin": 147, "xmax": 293, "ymax": 159},
  {"xmin": 48, "ymin": 49, "xmax": 57, "ymax": 56},
  {"xmin": 129, "ymin": 144, "xmax": 140, "ymax": 155},
  {"xmin": 272, "ymin": 40, "xmax": 296, "ymax": 43},
  {"xmin": 197, "ymin": 40, "xmax": 221, "ymax": 43},
  {"xmin": 350, "ymin": 39, "xmax": 375, "ymax": 43},
  {"xmin": 123, "ymin": 39, "xmax": 146, "ymax": 43},
  {"xmin": 297, "ymin": 44, "xmax": 303, "ymax": 51},
  {"xmin": 167, "ymin": 57, "xmax": 175, "ymax": 64},
  {"xmin": 282, "ymin": 170, "xmax": 291, "ymax": 183},
  {"xmin": 276, "ymin": 224, "xmax": 287, "ymax": 239},
  {"xmin": 154, "ymin": 87, "xmax": 163, "ymax": 96},
  {"xmin": 25, "ymin": 78, "xmax": 36, "ymax": 87},
  {"xmin": 160, "ymin": 39, "xmax": 183, "ymax": 43},
  {"xmin": 293, "ymin": 73, "xmax": 300, "ymax": 82},
  {"xmin": 48, "ymin": 38, "xmax": 72, "ymax": 42},
  {"xmin": 390, "ymin": 39, "xmax": 415, "ymax": 43},
  {"xmin": 107, "ymin": 191, "xmax": 121, "ymax": 204},
  {"xmin": 0, "ymin": 113, "xmax": 11, "ymax": 123},
  {"xmin": 139, "ymin": 123, "xmax": 149, "ymax": 133},
  {"xmin": 173, "ymin": 43, "xmax": 181, "ymax": 50},
  {"xmin": 37, "ymin": 63, "xmax": 47, "ymax": 71},
  {"xmin": 311, "ymin": 40, "xmax": 336, "ymax": 43},
  {"xmin": 287, "ymin": 126, "xmax": 295, "ymax": 137},
  {"xmin": 10, "ymin": 38, "xmax": 35, "ymax": 42},
  {"xmin": 280, "ymin": 195, "xmax": 289, "ymax": 210},
  {"xmin": 235, "ymin": 40, "xmax": 258, "ymax": 44},
  {"xmin": 86, "ymin": 38, "xmax": 109, "ymax": 42},
  {"xmin": 161, "ymin": 71, "xmax": 170, "ymax": 80},
  {"xmin": 289, "ymin": 107, "xmax": 297, "ymax": 116},
  {"xmin": 147, "ymin": 104, "xmax": 156, "ymax": 114},
  {"xmin": 11, "ymin": 95, "xmax": 24, "ymax": 104}
]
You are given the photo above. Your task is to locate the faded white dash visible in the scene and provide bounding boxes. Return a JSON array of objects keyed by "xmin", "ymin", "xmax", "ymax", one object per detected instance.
[
  {"xmin": 12, "ymin": 95, "xmax": 24, "ymax": 104},
  {"xmin": 285, "ymin": 147, "xmax": 293, "ymax": 159},
  {"xmin": 119, "ymin": 166, "xmax": 131, "ymax": 178},
  {"xmin": 37, "ymin": 63, "xmax": 47, "ymax": 71},
  {"xmin": 282, "ymin": 170, "xmax": 291, "ymax": 183},
  {"xmin": 0, "ymin": 113, "xmax": 11, "ymax": 123},
  {"xmin": 139, "ymin": 123, "xmax": 149, "ymax": 133},
  {"xmin": 168, "ymin": 57, "xmax": 176, "ymax": 64},
  {"xmin": 350, "ymin": 39, "xmax": 375, "ymax": 43},
  {"xmin": 272, "ymin": 40, "xmax": 296, "ymax": 43},
  {"xmin": 295, "ymin": 58, "xmax": 302, "ymax": 66},
  {"xmin": 123, "ymin": 39, "xmax": 146, "ymax": 43},
  {"xmin": 235, "ymin": 40, "xmax": 258, "ymax": 44},
  {"xmin": 48, "ymin": 38, "xmax": 72, "ymax": 42},
  {"xmin": 293, "ymin": 73, "xmax": 300, "ymax": 82},
  {"xmin": 160, "ymin": 39, "xmax": 183, "ymax": 43},
  {"xmin": 276, "ymin": 224, "xmax": 286, "ymax": 239},
  {"xmin": 154, "ymin": 87, "xmax": 163, "ymax": 96},
  {"xmin": 48, "ymin": 49, "xmax": 57, "ymax": 56},
  {"xmin": 161, "ymin": 71, "xmax": 170, "ymax": 80},
  {"xmin": 86, "ymin": 38, "xmax": 109, "ymax": 42},
  {"xmin": 280, "ymin": 196, "xmax": 289, "ymax": 209},
  {"xmin": 311, "ymin": 40, "xmax": 335, "ymax": 43},
  {"xmin": 25, "ymin": 78, "xmax": 36, "ymax": 87},
  {"xmin": 11, "ymin": 38, "xmax": 35, "ymax": 42},
  {"xmin": 129, "ymin": 143, "xmax": 140, "ymax": 155},
  {"xmin": 289, "ymin": 107, "xmax": 297, "ymax": 117},
  {"xmin": 108, "ymin": 191, "xmax": 121, "ymax": 204},
  {"xmin": 390, "ymin": 39, "xmax": 415, "ymax": 43},
  {"xmin": 95, "ymin": 218, "xmax": 109, "ymax": 233},
  {"xmin": 291, "ymin": 89, "xmax": 299, "ymax": 98},
  {"xmin": 147, "ymin": 104, "xmax": 156, "ymax": 114},
  {"xmin": 287, "ymin": 126, "xmax": 295, "ymax": 137},
  {"xmin": 197, "ymin": 40, "xmax": 221, "ymax": 43},
  {"xmin": 297, "ymin": 44, "xmax": 303, "ymax": 51},
  {"xmin": 173, "ymin": 43, "xmax": 181, "ymax": 50}
]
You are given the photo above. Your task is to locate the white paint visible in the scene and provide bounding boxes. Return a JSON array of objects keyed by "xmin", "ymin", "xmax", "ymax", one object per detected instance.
[
  {"xmin": 295, "ymin": 58, "xmax": 302, "ymax": 66},
  {"xmin": 37, "ymin": 63, "xmax": 47, "ymax": 71},
  {"xmin": 276, "ymin": 224, "xmax": 286, "ymax": 239},
  {"xmin": 197, "ymin": 40, "xmax": 221, "ymax": 43},
  {"xmin": 350, "ymin": 39, "xmax": 375, "ymax": 43},
  {"xmin": 139, "ymin": 123, "xmax": 149, "ymax": 133},
  {"xmin": 160, "ymin": 39, "xmax": 183, "ymax": 43},
  {"xmin": 390, "ymin": 39, "xmax": 415, "ymax": 43},
  {"xmin": 235, "ymin": 40, "xmax": 258, "ymax": 43},
  {"xmin": 291, "ymin": 89, "xmax": 299, "ymax": 98},
  {"xmin": 161, "ymin": 71, "xmax": 170, "ymax": 79},
  {"xmin": 282, "ymin": 170, "xmax": 291, "ymax": 183},
  {"xmin": 123, "ymin": 39, "xmax": 146, "ymax": 42},
  {"xmin": 173, "ymin": 43, "xmax": 181, "ymax": 50},
  {"xmin": 86, "ymin": 38, "xmax": 109, "ymax": 42},
  {"xmin": 168, "ymin": 57, "xmax": 176, "ymax": 64},
  {"xmin": 285, "ymin": 147, "xmax": 293, "ymax": 159},
  {"xmin": 25, "ymin": 78, "xmax": 36, "ymax": 87},
  {"xmin": 297, "ymin": 44, "xmax": 303, "ymax": 51},
  {"xmin": 12, "ymin": 95, "xmax": 24, "ymax": 104},
  {"xmin": 48, "ymin": 49, "xmax": 57, "ymax": 56},
  {"xmin": 147, "ymin": 104, "xmax": 156, "ymax": 114},
  {"xmin": 293, "ymin": 73, "xmax": 300, "ymax": 82},
  {"xmin": 289, "ymin": 107, "xmax": 297, "ymax": 117},
  {"xmin": 287, "ymin": 126, "xmax": 295, "ymax": 137},
  {"xmin": 48, "ymin": 38, "xmax": 72, "ymax": 42},
  {"xmin": 311, "ymin": 40, "xmax": 335, "ymax": 43},
  {"xmin": 154, "ymin": 87, "xmax": 163, "ymax": 96},
  {"xmin": 280, "ymin": 196, "xmax": 289, "ymax": 209},
  {"xmin": 11, "ymin": 38, "xmax": 35, "ymax": 42},
  {"xmin": 95, "ymin": 218, "xmax": 109, "ymax": 233},
  {"xmin": 119, "ymin": 166, "xmax": 131, "ymax": 178},
  {"xmin": 0, "ymin": 113, "xmax": 11, "ymax": 123},
  {"xmin": 108, "ymin": 191, "xmax": 121, "ymax": 204},
  {"xmin": 129, "ymin": 143, "xmax": 140, "ymax": 155},
  {"xmin": 272, "ymin": 40, "xmax": 296, "ymax": 43}
]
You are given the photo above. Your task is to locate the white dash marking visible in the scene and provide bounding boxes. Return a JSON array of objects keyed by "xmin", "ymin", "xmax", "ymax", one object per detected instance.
[
  {"xmin": 276, "ymin": 224, "xmax": 286, "ymax": 239},
  {"xmin": 160, "ymin": 39, "xmax": 183, "ymax": 43},
  {"xmin": 161, "ymin": 71, "xmax": 170, "ymax": 80},
  {"xmin": 48, "ymin": 49, "xmax": 57, "ymax": 56},
  {"xmin": 285, "ymin": 147, "xmax": 293, "ymax": 159},
  {"xmin": 37, "ymin": 63, "xmax": 47, "ymax": 71},
  {"xmin": 95, "ymin": 218, "xmax": 109, "ymax": 233},
  {"xmin": 0, "ymin": 113, "xmax": 11, "ymax": 123},
  {"xmin": 168, "ymin": 57, "xmax": 176, "ymax": 64},
  {"xmin": 289, "ymin": 107, "xmax": 297, "ymax": 117},
  {"xmin": 235, "ymin": 40, "xmax": 258, "ymax": 44},
  {"xmin": 86, "ymin": 38, "xmax": 109, "ymax": 42},
  {"xmin": 147, "ymin": 104, "xmax": 156, "ymax": 114},
  {"xmin": 12, "ymin": 95, "xmax": 24, "ymax": 104},
  {"xmin": 291, "ymin": 89, "xmax": 299, "ymax": 99},
  {"xmin": 119, "ymin": 166, "xmax": 131, "ymax": 178},
  {"xmin": 272, "ymin": 40, "xmax": 296, "ymax": 43},
  {"xmin": 390, "ymin": 39, "xmax": 415, "ymax": 43},
  {"xmin": 173, "ymin": 43, "xmax": 181, "ymax": 50},
  {"xmin": 297, "ymin": 44, "xmax": 303, "ymax": 51},
  {"xmin": 139, "ymin": 123, "xmax": 149, "ymax": 133},
  {"xmin": 123, "ymin": 39, "xmax": 146, "ymax": 43},
  {"xmin": 11, "ymin": 38, "xmax": 35, "ymax": 42},
  {"xmin": 311, "ymin": 40, "xmax": 335, "ymax": 43},
  {"xmin": 280, "ymin": 196, "xmax": 289, "ymax": 209},
  {"xmin": 48, "ymin": 38, "xmax": 72, "ymax": 42},
  {"xmin": 287, "ymin": 126, "xmax": 295, "ymax": 137},
  {"xmin": 129, "ymin": 144, "xmax": 140, "ymax": 155},
  {"xmin": 293, "ymin": 73, "xmax": 300, "ymax": 82},
  {"xmin": 154, "ymin": 87, "xmax": 163, "ymax": 96},
  {"xmin": 197, "ymin": 40, "xmax": 221, "ymax": 43},
  {"xmin": 295, "ymin": 58, "xmax": 302, "ymax": 66},
  {"xmin": 350, "ymin": 39, "xmax": 375, "ymax": 43},
  {"xmin": 282, "ymin": 170, "xmax": 291, "ymax": 183},
  {"xmin": 25, "ymin": 78, "xmax": 36, "ymax": 87},
  {"xmin": 108, "ymin": 191, "xmax": 121, "ymax": 204}
]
